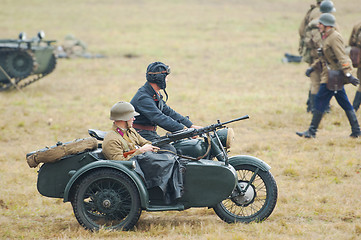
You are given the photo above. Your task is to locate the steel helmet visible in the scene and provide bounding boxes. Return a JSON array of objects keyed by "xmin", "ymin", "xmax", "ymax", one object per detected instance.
[
  {"xmin": 110, "ymin": 101, "xmax": 139, "ymax": 121},
  {"xmin": 319, "ymin": 13, "xmax": 336, "ymax": 27},
  {"xmin": 320, "ymin": 1, "xmax": 336, "ymax": 13},
  {"xmin": 146, "ymin": 61, "xmax": 170, "ymax": 90}
]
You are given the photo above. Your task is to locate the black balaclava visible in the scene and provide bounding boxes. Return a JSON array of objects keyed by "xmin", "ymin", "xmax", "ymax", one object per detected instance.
[{"xmin": 146, "ymin": 62, "xmax": 170, "ymax": 101}]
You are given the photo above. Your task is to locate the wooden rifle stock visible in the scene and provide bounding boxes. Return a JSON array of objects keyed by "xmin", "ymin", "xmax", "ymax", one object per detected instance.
[{"xmin": 123, "ymin": 149, "xmax": 137, "ymax": 158}]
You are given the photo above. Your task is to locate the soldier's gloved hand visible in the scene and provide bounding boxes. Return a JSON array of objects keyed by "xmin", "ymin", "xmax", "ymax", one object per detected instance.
[
  {"xmin": 305, "ymin": 67, "xmax": 314, "ymax": 77},
  {"xmin": 348, "ymin": 74, "xmax": 360, "ymax": 86}
]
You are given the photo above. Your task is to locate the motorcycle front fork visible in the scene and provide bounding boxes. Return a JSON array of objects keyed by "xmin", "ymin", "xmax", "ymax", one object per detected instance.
[{"xmin": 234, "ymin": 167, "xmax": 259, "ymax": 196}]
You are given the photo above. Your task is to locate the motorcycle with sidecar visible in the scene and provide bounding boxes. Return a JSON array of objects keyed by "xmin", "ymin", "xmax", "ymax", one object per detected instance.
[{"xmin": 30, "ymin": 115, "xmax": 278, "ymax": 231}]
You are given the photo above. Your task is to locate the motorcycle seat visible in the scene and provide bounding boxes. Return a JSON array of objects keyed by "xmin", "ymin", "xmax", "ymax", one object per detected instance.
[{"xmin": 88, "ymin": 129, "xmax": 107, "ymax": 141}]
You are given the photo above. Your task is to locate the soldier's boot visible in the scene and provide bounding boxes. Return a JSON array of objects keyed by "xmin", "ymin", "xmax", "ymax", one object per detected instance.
[
  {"xmin": 296, "ymin": 110, "xmax": 323, "ymax": 138},
  {"xmin": 345, "ymin": 110, "xmax": 361, "ymax": 138},
  {"xmin": 309, "ymin": 94, "xmax": 316, "ymax": 113},
  {"xmin": 352, "ymin": 91, "xmax": 361, "ymax": 112},
  {"xmin": 306, "ymin": 91, "xmax": 311, "ymax": 113}
]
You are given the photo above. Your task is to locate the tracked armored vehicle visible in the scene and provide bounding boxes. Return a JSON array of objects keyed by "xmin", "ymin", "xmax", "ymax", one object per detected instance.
[{"xmin": 0, "ymin": 31, "xmax": 57, "ymax": 91}]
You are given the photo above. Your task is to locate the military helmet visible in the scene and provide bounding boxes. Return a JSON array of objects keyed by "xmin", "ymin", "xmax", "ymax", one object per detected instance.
[
  {"xmin": 320, "ymin": 0, "xmax": 336, "ymax": 13},
  {"xmin": 146, "ymin": 61, "xmax": 170, "ymax": 90},
  {"xmin": 110, "ymin": 101, "xmax": 139, "ymax": 121},
  {"xmin": 319, "ymin": 13, "xmax": 336, "ymax": 27}
]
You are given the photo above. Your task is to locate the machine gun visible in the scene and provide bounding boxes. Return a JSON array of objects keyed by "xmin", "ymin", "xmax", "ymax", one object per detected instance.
[{"xmin": 152, "ymin": 115, "xmax": 249, "ymax": 147}]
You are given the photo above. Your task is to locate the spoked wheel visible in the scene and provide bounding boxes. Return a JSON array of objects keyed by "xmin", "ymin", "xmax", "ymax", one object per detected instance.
[
  {"xmin": 213, "ymin": 164, "xmax": 277, "ymax": 223},
  {"xmin": 71, "ymin": 169, "xmax": 142, "ymax": 231}
]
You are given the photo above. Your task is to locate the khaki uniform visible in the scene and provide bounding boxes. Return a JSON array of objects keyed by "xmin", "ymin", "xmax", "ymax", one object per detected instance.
[
  {"xmin": 299, "ymin": 4, "xmax": 321, "ymax": 45},
  {"xmin": 349, "ymin": 21, "xmax": 361, "ymax": 91},
  {"xmin": 299, "ymin": 4, "xmax": 322, "ymax": 111},
  {"xmin": 312, "ymin": 28, "xmax": 353, "ymax": 84},
  {"xmin": 304, "ymin": 19, "xmax": 341, "ymax": 93},
  {"xmin": 102, "ymin": 124, "xmax": 151, "ymax": 161},
  {"xmin": 296, "ymin": 22, "xmax": 361, "ymax": 139},
  {"xmin": 304, "ymin": 19, "xmax": 323, "ymax": 93}
]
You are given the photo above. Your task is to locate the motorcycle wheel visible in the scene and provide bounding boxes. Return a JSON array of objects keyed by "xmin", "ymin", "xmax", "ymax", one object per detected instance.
[
  {"xmin": 213, "ymin": 164, "xmax": 277, "ymax": 223},
  {"xmin": 71, "ymin": 169, "xmax": 142, "ymax": 231}
]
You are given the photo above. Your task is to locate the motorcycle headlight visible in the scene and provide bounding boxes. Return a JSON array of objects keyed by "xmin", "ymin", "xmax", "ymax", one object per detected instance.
[{"xmin": 216, "ymin": 127, "xmax": 234, "ymax": 149}]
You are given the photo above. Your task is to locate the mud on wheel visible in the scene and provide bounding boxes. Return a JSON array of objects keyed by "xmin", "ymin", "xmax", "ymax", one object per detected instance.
[
  {"xmin": 213, "ymin": 164, "xmax": 277, "ymax": 223},
  {"xmin": 71, "ymin": 169, "xmax": 142, "ymax": 231}
]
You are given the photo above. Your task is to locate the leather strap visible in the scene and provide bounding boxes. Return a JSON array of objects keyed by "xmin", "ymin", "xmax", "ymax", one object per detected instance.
[{"xmin": 133, "ymin": 123, "xmax": 157, "ymax": 131}]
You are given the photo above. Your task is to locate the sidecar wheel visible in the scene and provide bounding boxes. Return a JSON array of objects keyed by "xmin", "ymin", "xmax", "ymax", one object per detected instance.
[
  {"xmin": 213, "ymin": 164, "xmax": 277, "ymax": 223},
  {"xmin": 71, "ymin": 169, "xmax": 142, "ymax": 231}
]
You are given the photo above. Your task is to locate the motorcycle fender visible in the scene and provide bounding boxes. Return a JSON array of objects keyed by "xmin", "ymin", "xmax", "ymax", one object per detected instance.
[
  {"xmin": 228, "ymin": 155, "xmax": 271, "ymax": 172},
  {"xmin": 62, "ymin": 160, "xmax": 149, "ymax": 209}
]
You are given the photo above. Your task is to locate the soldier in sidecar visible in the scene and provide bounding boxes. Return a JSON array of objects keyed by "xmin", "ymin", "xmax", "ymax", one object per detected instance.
[
  {"xmin": 102, "ymin": 101, "xmax": 184, "ymax": 205},
  {"xmin": 29, "ymin": 113, "xmax": 278, "ymax": 231}
]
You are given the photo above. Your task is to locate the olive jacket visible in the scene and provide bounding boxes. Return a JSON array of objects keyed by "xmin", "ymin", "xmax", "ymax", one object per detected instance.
[{"xmin": 102, "ymin": 124, "xmax": 151, "ymax": 161}]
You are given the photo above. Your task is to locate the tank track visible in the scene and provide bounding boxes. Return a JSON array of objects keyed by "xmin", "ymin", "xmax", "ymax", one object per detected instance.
[{"xmin": 0, "ymin": 48, "xmax": 56, "ymax": 92}]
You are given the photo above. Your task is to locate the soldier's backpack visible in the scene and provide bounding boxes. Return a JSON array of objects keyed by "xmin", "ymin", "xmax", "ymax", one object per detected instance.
[
  {"xmin": 299, "ymin": 5, "xmax": 317, "ymax": 56},
  {"xmin": 26, "ymin": 137, "xmax": 98, "ymax": 168},
  {"xmin": 302, "ymin": 19, "xmax": 322, "ymax": 64}
]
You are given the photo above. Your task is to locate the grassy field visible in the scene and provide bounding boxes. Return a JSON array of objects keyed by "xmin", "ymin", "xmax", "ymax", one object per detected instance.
[{"xmin": 1, "ymin": 0, "xmax": 361, "ymax": 239}]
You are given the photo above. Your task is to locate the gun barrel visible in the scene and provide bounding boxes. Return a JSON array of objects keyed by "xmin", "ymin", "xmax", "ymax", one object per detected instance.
[
  {"xmin": 195, "ymin": 115, "xmax": 249, "ymax": 135},
  {"xmin": 152, "ymin": 115, "xmax": 249, "ymax": 146},
  {"xmin": 221, "ymin": 115, "xmax": 249, "ymax": 125}
]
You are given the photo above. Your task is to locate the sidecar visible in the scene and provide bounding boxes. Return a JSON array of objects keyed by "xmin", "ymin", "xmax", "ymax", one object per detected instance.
[
  {"xmin": 34, "ymin": 125, "xmax": 278, "ymax": 231},
  {"xmin": 36, "ymin": 146, "xmax": 238, "ymax": 230}
]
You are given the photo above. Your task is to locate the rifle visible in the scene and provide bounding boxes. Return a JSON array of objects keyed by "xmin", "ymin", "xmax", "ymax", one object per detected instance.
[{"xmin": 152, "ymin": 115, "xmax": 249, "ymax": 147}]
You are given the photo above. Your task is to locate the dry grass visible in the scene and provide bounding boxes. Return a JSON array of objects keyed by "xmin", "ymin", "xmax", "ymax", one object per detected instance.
[{"xmin": 1, "ymin": 0, "xmax": 361, "ymax": 239}]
